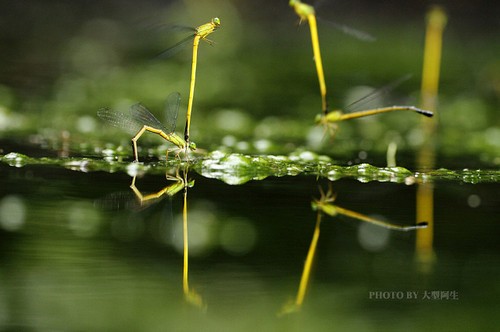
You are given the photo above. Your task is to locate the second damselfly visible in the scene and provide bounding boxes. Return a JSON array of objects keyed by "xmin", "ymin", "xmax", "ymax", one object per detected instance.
[
  {"xmin": 97, "ymin": 92, "xmax": 196, "ymax": 162},
  {"xmin": 158, "ymin": 17, "xmax": 221, "ymax": 146}
]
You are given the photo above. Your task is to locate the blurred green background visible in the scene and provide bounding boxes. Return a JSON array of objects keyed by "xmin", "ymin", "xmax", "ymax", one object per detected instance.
[{"xmin": 0, "ymin": 0, "xmax": 498, "ymax": 165}]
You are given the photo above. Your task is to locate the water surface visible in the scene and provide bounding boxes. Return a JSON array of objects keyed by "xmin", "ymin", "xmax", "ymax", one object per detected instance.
[{"xmin": 0, "ymin": 158, "xmax": 498, "ymax": 331}]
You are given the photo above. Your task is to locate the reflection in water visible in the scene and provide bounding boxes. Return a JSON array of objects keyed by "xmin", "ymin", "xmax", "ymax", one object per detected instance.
[
  {"xmin": 416, "ymin": 182, "xmax": 436, "ymax": 273},
  {"xmin": 0, "ymin": 163, "xmax": 497, "ymax": 328},
  {"xmin": 116, "ymin": 165, "xmax": 205, "ymax": 309},
  {"xmin": 280, "ymin": 183, "xmax": 427, "ymax": 315},
  {"xmin": 129, "ymin": 168, "xmax": 194, "ymax": 207},
  {"xmin": 179, "ymin": 167, "xmax": 205, "ymax": 310},
  {"xmin": 279, "ymin": 209, "xmax": 323, "ymax": 316},
  {"xmin": 139, "ymin": 164, "xmax": 204, "ymax": 308},
  {"xmin": 415, "ymin": 6, "xmax": 447, "ymax": 273},
  {"xmin": 312, "ymin": 184, "xmax": 427, "ymax": 232}
]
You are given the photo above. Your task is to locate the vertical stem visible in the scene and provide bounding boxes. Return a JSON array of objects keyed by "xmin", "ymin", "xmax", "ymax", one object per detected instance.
[
  {"xmin": 418, "ymin": 6, "xmax": 447, "ymax": 168},
  {"xmin": 421, "ymin": 7, "xmax": 447, "ymax": 100},
  {"xmin": 386, "ymin": 141, "xmax": 398, "ymax": 167},
  {"xmin": 416, "ymin": 6, "xmax": 446, "ymax": 273}
]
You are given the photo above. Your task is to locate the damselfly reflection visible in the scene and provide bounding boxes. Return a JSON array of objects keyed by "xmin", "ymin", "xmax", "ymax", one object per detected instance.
[
  {"xmin": 312, "ymin": 183, "xmax": 428, "ymax": 231},
  {"xmin": 97, "ymin": 92, "xmax": 196, "ymax": 162},
  {"xmin": 178, "ymin": 167, "xmax": 205, "ymax": 309},
  {"xmin": 96, "ymin": 168, "xmax": 193, "ymax": 211},
  {"xmin": 280, "ymin": 182, "xmax": 427, "ymax": 316},
  {"xmin": 96, "ymin": 166, "xmax": 204, "ymax": 308},
  {"xmin": 130, "ymin": 171, "xmax": 194, "ymax": 207},
  {"xmin": 314, "ymin": 76, "xmax": 434, "ymax": 138},
  {"xmin": 279, "ymin": 207, "xmax": 323, "ymax": 316}
]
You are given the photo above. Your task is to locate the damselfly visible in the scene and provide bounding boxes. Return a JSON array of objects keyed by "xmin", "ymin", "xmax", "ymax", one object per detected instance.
[
  {"xmin": 314, "ymin": 76, "xmax": 433, "ymax": 137},
  {"xmin": 158, "ymin": 18, "xmax": 221, "ymax": 145},
  {"xmin": 97, "ymin": 92, "xmax": 196, "ymax": 162}
]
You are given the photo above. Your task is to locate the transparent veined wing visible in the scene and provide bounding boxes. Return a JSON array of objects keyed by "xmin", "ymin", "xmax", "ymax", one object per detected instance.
[
  {"xmin": 343, "ymin": 74, "xmax": 413, "ymax": 112},
  {"xmin": 97, "ymin": 108, "xmax": 144, "ymax": 134},
  {"xmin": 317, "ymin": 17, "xmax": 376, "ymax": 42},
  {"xmin": 164, "ymin": 91, "xmax": 181, "ymax": 134},
  {"xmin": 156, "ymin": 34, "xmax": 195, "ymax": 58},
  {"xmin": 129, "ymin": 103, "xmax": 169, "ymax": 133}
]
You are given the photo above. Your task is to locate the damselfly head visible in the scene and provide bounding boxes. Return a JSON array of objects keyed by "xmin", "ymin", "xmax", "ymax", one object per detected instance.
[
  {"xmin": 188, "ymin": 142, "xmax": 197, "ymax": 150},
  {"xmin": 212, "ymin": 17, "xmax": 221, "ymax": 27},
  {"xmin": 290, "ymin": 0, "xmax": 314, "ymax": 18}
]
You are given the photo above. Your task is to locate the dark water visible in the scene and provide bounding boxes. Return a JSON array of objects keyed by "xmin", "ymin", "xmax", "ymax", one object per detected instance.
[{"xmin": 0, "ymin": 162, "xmax": 498, "ymax": 331}]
